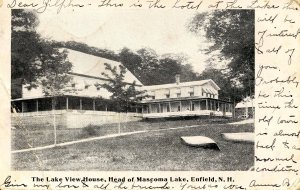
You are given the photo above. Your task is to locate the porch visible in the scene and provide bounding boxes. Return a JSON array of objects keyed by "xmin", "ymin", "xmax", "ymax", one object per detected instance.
[
  {"xmin": 11, "ymin": 96, "xmax": 143, "ymax": 128},
  {"xmin": 141, "ymin": 98, "xmax": 233, "ymax": 118},
  {"xmin": 11, "ymin": 95, "xmax": 142, "ymax": 113}
]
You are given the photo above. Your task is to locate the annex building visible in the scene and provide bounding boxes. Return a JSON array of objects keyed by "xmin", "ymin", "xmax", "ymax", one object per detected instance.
[{"xmin": 11, "ymin": 49, "xmax": 233, "ymax": 128}]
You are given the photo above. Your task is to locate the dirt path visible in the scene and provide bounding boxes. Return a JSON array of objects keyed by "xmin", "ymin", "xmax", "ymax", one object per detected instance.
[{"xmin": 228, "ymin": 119, "xmax": 254, "ymax": 125}]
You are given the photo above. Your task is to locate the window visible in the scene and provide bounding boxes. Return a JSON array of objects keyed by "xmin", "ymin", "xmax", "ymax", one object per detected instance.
[
  {"xmin": 177, "ymin": 93, "xmax": 181, "ymax": 98},
  {"xmin": 96, "ymin": 87, "xmax": 100, "ymax": 91},
  {"xmin": 85, "ymin": 85, "xmax": 89, "ymax": 89},
  {"xmin": 190, "ymin": 92, "xmax": 194, "ymax": 97},
  {"xmin": 166, "ymin": 94, "xmax": 170, "ymax": 98},
  {"xmin": 72, "ymin": 83, "xmax": 76, "ymax": 88},
  {"xmin": 152, "ymin": 96, "xmax": 155, "ymax": 100}
]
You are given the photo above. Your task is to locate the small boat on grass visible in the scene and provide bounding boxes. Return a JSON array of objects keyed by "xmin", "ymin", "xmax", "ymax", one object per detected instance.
[
  {"xmin": 221, "ymin": 133, "xmax": 254, "ymax": 143},
  {"xmin": 181, "ymin": 136, "xmax": 220, "ymax": 150}
]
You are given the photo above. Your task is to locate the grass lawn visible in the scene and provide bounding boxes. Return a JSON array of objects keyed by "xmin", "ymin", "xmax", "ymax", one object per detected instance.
[
  {"xmin": 12, "ymin": 118, "xmax": 236, "ymax": 150},
  {"xmin": 12, "ymin": 119, "xmax": 254, "ymax": 171}
]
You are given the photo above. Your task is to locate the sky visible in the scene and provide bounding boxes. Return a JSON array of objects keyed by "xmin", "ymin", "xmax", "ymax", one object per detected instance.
[{"xmin": 36, "ymin": 9, "xmax": 214, "ymax": 74}]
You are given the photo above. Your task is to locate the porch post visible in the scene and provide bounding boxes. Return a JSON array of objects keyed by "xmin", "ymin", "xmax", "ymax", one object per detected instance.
[
  {"xmin": 21, "ymin": 101, "xmax": 24, "ymax": 113},
  {"xmin": 189, "ymin": 101, "xmax": 192, "ymax": 111},
  {"xmin": 169, "ymin": 102, "xmax": 171, "ymax": 112},
  {"xmin": 179, "ymin": 101, "xmax": 182, "ymax": 112},
  {"xmin": 149, "ymin": 104, "xmax": 152, "ymax": 113},
  {"xmin": 199, "ymin": 100, "xmax": 201, "ymax": 110},
  {"xmin": 105, "ymin": 104, "xmax": 108, "ymax": 112},
  {"xmin": 36, "ymin": 99, "xmax": 39, "ymax": 112},
  {"xmin": 158, "ymin": 104, "xmax": 161, "ymax": 113},
  {"xmin": 206, "ymin": 99, "xmax": 208, "ymax": 110},
  {"xmin": 52, "ymin": 98, "xmax": 55, "ymax": 110},
  {"xmin": 66, "ymin": 97, "xmax": 69, "ymax": 110},
  {"xmin": 93, "ymin": 99, "xmax": 95, "ymax": 111},
  {"xmin": 80, "ymin": 98, "xmax": 82, "ymax": 110}
]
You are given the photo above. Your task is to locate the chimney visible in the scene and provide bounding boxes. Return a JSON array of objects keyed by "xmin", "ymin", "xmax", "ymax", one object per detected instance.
[{"xmin": 175, "ymin": 74, "xmax": 180, "ymax": 85}]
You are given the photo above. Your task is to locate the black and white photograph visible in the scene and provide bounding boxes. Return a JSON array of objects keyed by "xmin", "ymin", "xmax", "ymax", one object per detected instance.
[{"xmin": 11, "ymin": 8, "xmax": 255, "ymax": 171}]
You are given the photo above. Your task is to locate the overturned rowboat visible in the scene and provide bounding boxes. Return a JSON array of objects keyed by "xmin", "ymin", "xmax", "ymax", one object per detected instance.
[
  {"xmin": 181, "ymin": 136, "xmax": 220, "ymax": 150},
  {"xmin": 221, "ymin": 133, "xmax": 254, "ymax": 143}
]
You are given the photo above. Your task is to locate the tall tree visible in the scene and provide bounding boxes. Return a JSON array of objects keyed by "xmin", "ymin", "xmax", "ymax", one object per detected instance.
[
  {"xmin": 99, "ymin": 63, "xmax": 144, "ymax": 133},
  {"xmin": 198, "ymin": 68, "xmax": 244, "ymax": 102},
  {"xmin": 188, "ymin": 10, "xmax": 254, "ymax": 102},
  {"xmin": 12, "ymin": 10, "xmax": 74, "ymax": 144},
  {"xmin": 38, "ymin": 47, "xmax": 73, "ymax": 146},
  {"xmin": 11, "ymin": 9, "xmax": 74, "ymax": 98},
  {"xmin": 157, "ymin": 57, "xmax": 182, "ymax": 84},
  {"xmin": 119, "ymin": 47, "xmax": 143, "ymax": 81},
  {"xmin": 11, "ymin": 10, "xmax": 42, "ymax": 85}
]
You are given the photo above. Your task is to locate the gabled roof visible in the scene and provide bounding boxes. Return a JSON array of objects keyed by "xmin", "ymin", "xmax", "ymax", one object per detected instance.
[
  {"xmin": 141, "ymin": 79, "xmax": 220, "ymax": 91},
  {"xmin": 65, "ymin": 49, "xmax": 143, "ymax": 86},
  {"xmin": 235, "ymin": 97, "xmax": 255, "ymax": 108}
]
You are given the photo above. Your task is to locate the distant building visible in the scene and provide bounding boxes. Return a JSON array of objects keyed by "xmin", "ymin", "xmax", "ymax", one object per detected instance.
[
  {"xmin": 11, "ymin": 49, "xmax": 233, "ymax": 128},
  {"xmin": 235, "ymin": 97, "xmax": 255, "ymax": 119}
]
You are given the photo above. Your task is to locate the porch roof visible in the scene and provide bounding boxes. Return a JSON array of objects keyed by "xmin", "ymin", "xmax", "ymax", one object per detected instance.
[
  {"xmin": 140, "ymin": 97, "xmax": 232, "ymax": 104},
  {"xmin": 11, "ymin": 95, "xmax": 109, "ymax": 102}
]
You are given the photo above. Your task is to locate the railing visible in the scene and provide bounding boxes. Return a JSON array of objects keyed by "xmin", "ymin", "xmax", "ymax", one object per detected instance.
[
  {"xmin": 11, "ymin": 110, "xmax": 142, "ymax": 117},
  {"xmin": 142, "ymin": 110, "xmax": 232, "ymax": 118}
]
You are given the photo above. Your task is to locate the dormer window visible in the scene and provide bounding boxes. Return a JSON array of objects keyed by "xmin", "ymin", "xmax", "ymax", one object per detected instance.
[
  {"xmin": 190, "ymin": 92, "xmax": 194, "ymax": 97},
  {"xmin": 85, "ymin": 85, "xmax": 89, "ymax": 89},
  {"xmin": 166, "ymin": 94, "xmax": 170, "ymax": 98},
  {"xmin": 152, "ymin": 96, "xmax": 155, "ymax": 100},
  {"xmin": 72, "ymin": 83, "xmax": 76, "ymax": 88},
  {"xmin": 177, "ymin": 93, "xmax": 181, "ymax": 98},
  {"xmin": 96, "ymin": 87, "xmax": 100, "ymax": 91}
]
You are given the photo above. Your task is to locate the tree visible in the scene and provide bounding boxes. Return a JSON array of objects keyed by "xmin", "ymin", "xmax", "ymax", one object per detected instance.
[
  {"xmin": 188, "ymin": 10, "xmax": 254, "ymax": 102},
  {"xmin": 198, "ymin": 67, "xmax": 244, "ymax": 101},
  {"xmin": 99, "ymin": 63, "xmax": 144, "ymax": 133},
  {"xmin": 11, "ymin": 9, "xmax": 75, "ymax": 98},
  {"xmin": 53, "ymin": 41, "xmax": 119, "ymax": 61},
  {"xmin": 119, "ymin": 47, "xmax": 143, "ymax": 82},
  {"xmin": 11, "ymin": 10, "xmax": 42, "ymax": 86},
  {"xmin": 12, "ymin": 10, "xmax": 74, "ymax": 144},
  {"xmin": 38, "ymin": 46, "xmax": 73, "ymax": 146},
  {"xmin": 157, "ymin": 57, "xmax": 182, "ymax": 84}
]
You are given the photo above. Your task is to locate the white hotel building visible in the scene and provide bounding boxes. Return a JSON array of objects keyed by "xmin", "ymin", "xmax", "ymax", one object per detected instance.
[{"xmin": 11, "ymin": 49, "xmax": 233, "ymax": 128}]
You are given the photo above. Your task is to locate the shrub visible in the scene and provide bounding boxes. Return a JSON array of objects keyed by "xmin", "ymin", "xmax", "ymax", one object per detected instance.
[{"xmin": 81, "ymin": 124, "xmax": 98, "ymax": 137}]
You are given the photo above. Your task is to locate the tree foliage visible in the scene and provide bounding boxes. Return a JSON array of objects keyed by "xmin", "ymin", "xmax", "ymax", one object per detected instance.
[
  {"xmin": 53, "ymin": 41, "xmax": 119, "ymax": 61},
  {"xmin": 189, "ymin": 10, "xmax": 255, "ymax": 102},
  {"xmin": 99, "ymin": 63, "xmax": 144, "ymax": 112},
  {"xmin": 39, "ymin": 48, "xmax": 73, "ymax": 96},
  {"xmin": 11, "ymin": 10, "xmax": 42, "ymax": 84},
  {"xmin": 11, "ymin": 9, "xmax": 73, "ymax": 98},
  {"xmin": 198, "ymin": 68, "xmax": 244, "ymax": 102},
  {"xmin": 119, "ymin": 47, "xmax": 199, "ymax": 85}
]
